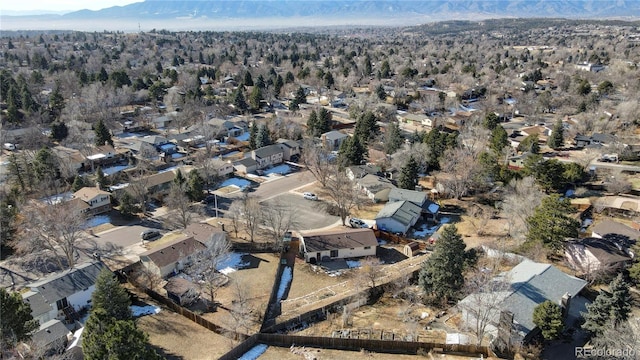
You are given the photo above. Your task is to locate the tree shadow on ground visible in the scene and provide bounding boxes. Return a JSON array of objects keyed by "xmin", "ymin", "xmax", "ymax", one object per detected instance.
[
  {"xmin": 377, "ymin": 246, "xmax": 408, "ymax": 264},
  {"xmin": 149, "ymin": 345, "xmax": 184, "ymax": 360}
]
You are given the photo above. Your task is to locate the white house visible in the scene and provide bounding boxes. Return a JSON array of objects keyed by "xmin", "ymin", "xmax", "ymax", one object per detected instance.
[
  {"xmin": 375, "ymin": 200, "xmax": 422, "ymax": 234},
  {"xmin": 209, "ymin": 158, "xmax": 234, "ymax": 177},
  {"xmin": 22, "ymin": 261, "xmax": 105, "ymax": 325},
  {"xmin": 321, "ymin": 130, "xmax": 348, "ymax": 151},
  {"xmin": 72, "ymin": 187, "xmax": 111, "ymax": 215},
  {"xmin": 299, "ymin": 228, "xmax": 378, "ymax": 264},
  {"xmin": 139, "ymin": 236, "xmax": 206, "ymax": 278}
]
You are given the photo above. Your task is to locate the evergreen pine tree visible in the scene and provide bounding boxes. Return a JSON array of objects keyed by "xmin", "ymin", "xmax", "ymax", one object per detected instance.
[
  {"xmin": 339, "ymin": 136, "xmax": 366, "ymax": 167},
  {"xmin": 533, "ymin": 300, "xmax": 564, "ymax": 340},
  {"xmin": 256, "ymin": 125, "xmax": 271, "ymax": 148},
  {"xmin": 398, "ymin": 156, "xmax": 419, "ymax": 189},
  {"xmin": 384, "ymin": 121, "xmax": 403, "ymax": 154},
  {"xmin": 526, "ymin": 194, "xmax": 580, "ymax": 253},
  {"xmin": 91, "ymin": 268, "xmax": 132, "ymax": 321},
  {"xmin": 483, "ymin": 112, "xmax": 499, "ymax": 130},
  {"xmin": 249, "ymin": 85, "xmax": 262, "ymax": 111},
  {"xmin": 249, "ymin": 121, "xmax": 258, "ymax": 150},
  {"xmin": 294, "ymin": 86, "xmax": 306, "ymax": 105},
  {"xmin": 50, "ymin": 121, "xmax": 69, "ymax": 141},
  {"xmin": 243, "ymin": 71, "xmax": 253, "ymax": 87},
  {"xmin": 187, "ymin": 170, "xmax": 205, "ymax": 201},
  {"xmin": 233, "ymin": 88, "xmax": 248, "ymax": 113},
  {"xmin": 306, "ymin": 110, "xmax": 319, "ymax": 136},
  {"xmin": 118, "ymin": 192, "xmax": 137, "ymax": 219},
  {"xmin": 608, "ymin": 273, "xmax": 632, "ymax": 325},
  {"xmin": 0, "ymin": 288, "xmax": 39, "ymax": 348},
  {"xmin": 71, "ymin": 175, "xmax": 85, "ymax": 192},
  {"xmin": 489, "ymin": 125, "xmax": 508, "ymax": 154},
  {"xmin": 582, "ymin": 291, "xmax": 614, "ymax": 336},
  {"xmin": 95, "ymin": 167, "xmax": 107, "ymax": 190},
  {"xmin": 274, "ymin": 74, "xmax": 284, "ymax": 96},
  {"xmin": 548, "ymin": 119, "xmax": 564, "ymax": 150},
  {"xmin": 94, "ymin": 119, "xmax": 113, "ymax": 146},
  {"xmin": 418, "ymin": 225, "xmax": 466, "ymax": 304},
  {"xmin": 318, "ymin": 107, "xmax": 332, "ymax": 134},
  {"xmin": 173, "ymin": 170, "xmax": 186, "ymax": 187}
]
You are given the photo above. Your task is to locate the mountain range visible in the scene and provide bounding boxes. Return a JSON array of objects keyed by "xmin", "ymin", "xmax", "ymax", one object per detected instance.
[{"xmin": 3, "ymin": 0, "xmax": 640, "ymax": 31}]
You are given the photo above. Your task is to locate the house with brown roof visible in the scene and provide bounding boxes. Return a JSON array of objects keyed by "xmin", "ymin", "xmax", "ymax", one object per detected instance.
[
  {"xmin": 72, "ymin": 186, "xmax": 111, "ymax": 215},
  {"xmin": 181, "ymin": 222, "xmax": 226, "ymax": 247},
  {"xmin": 164, "ymin": 277, "xmax": 200, "ymax": 306},
  {"xmin": 139, "ymin": 237, "xmax": 206, "ymax": 278},
  {"xmin": 565, "ymin": 237, "xmax": 632, "ymax": 274},
  {"xmin": 298, "ymin": 228, "xmax": 378, "ymax": 264}
]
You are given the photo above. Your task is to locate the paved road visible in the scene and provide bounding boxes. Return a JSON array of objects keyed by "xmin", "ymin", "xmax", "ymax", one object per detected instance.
[
  {"xmin": 589, "ymin": 159, "xmax": 640, "ymax": 173},
  {"xmin": 77, "ymin": 224, "xmax": 165, "ymax": 254},
  {"xmin": 261, "ymin": 193, "xmax": 340, "ymax": 231}
]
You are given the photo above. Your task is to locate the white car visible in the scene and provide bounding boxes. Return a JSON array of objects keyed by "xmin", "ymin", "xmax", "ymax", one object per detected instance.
[
  {"xmin": 303, "ymin": 192, "xmax": 318, "ymax": 201},
  {"xmin": 349, "ymin": 218, "xmax": 368, "ymax": 228}
]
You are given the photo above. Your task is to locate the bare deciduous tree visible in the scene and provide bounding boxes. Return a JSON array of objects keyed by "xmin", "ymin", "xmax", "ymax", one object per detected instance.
[
  {"xmin": 500, "ymin": 176, "xmax": 544, "ymax": 242},
  {"xmin": 605, "ymin": 171, "xmax": 632, "ymax": 195},
  {"xmin": 301, "ymin": 139, "xmax": 334, "ymax": 187},
  {"xmin": 235, "ymin": 195, "xmax": 262, "ymax": 242},
  {"xmin": 260, "ymin": 199, "xmax": 298, "ymax": 247},
  {"xmin": 165, "ymin": 183, "xmax": 194, "ymax": 229},
  {"xmin": 356, "ymin": 256, "xmax": 383, "ymax": 289},
  {"xmin": 19, "ymin": 201, "xmax": 87, "ymax": 270},
  {"xmin": 182, "ymin": 232, "xmax": 231, "ymax": 308},
  {"xmin": 323, "ymin": 166, "xmax": 363, "ymax": 226}
]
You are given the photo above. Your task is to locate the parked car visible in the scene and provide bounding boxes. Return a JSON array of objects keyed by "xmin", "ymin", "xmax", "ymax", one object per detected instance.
[
  {"xmin": 140, "ymin": 230, "xmax": 160, "ymax": 240},
  {"xmin": 3, "ymin": 143, "xmax": 16, "ymax": 151},
  {"xmin": 303, "ymin": 192, "xmax": 318, "ymax": 201},
  {"xmin": 349, "ymin": 218, "xmax": 368, "ymax": 228}
]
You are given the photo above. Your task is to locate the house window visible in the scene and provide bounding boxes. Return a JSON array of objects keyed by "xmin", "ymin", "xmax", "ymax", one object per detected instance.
[
  {"xmin": 364, "ymin": 246, "xmax": 371, "ymax": 250},
  {"xmin": 56, "ymin": 297, "xmax": 69, "ymax": 310},
  {"xmin": 330, "ymin": 250, "xmax": 338, "ymax": 258}
]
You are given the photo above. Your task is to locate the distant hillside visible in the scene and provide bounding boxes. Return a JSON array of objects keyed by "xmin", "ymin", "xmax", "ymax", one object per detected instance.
[{"xmin": 60, "ymin": 0, "xmax": 640, "ymax": 20}]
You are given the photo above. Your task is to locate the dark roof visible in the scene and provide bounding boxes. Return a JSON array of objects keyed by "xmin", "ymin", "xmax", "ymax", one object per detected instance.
[
  {"xmin": 375, "ymin": 200, "xmax": 422, "ymax": 226},
  {"xmin": 253, "ymin": 144, "xmax": 283, "ymax": 159},
  {"xmin": 22, "ymin": 291, "xmax": 53, "ymax": 317},
  {"xmin": 571, "ymin": 237, "xmax": 632, "ymax": 265},
  {"xmin": 32, "ymin": 319, "xmax": 70, "ymax": 347},
  {"xmin": 592, "ymin": 219, "xmax": 640, "ymax": 240},
  {"xmin": 348, "ymin": 164, "xmax": 382, "ymax": 178},
  {"xmin": 357, "ymin": 174, "xmax": 395, "ymax": 194},
  {"xmin": 27, "ymin": 261, "xmax": 104, "ymax": 304},
  {"xmin": 234, "ymin": 157, "xmax": 258, "ymax": 167},
  {"xmin": 388, "ymin": 188, "xmax": 427, "ymax": 206},
  {"xmin": 322, "ymin": 130, "xmax": 348, "ymax": 141},
  {"xmin": 140, "ymin": 237, "xmax": 205, "ymax": 268},
  {"xmin": 302, "ymin": 228, "xmax": 378, "ymax": 253},
  {"xmin": 276, "ymin": 139, "xmax": 300, "ymax": 149}
]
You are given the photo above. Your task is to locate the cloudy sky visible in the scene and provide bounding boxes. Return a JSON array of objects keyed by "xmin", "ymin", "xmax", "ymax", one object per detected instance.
[{"xmin": 2, "ymin": 0, "xmax": 139, "ymax": 13}]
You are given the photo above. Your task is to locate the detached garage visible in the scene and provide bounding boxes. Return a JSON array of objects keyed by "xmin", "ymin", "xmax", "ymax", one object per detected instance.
[{"xmin": 375, "ymin": 200, "xmax": 422, "ymax": 235}]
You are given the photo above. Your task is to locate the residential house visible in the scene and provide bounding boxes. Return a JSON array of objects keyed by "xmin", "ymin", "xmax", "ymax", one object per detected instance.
[
  {"xmin": 181, "ymin": 222, "xmax": 226, "ymax": 247},
  {"xmin": 139, "ymin": 135, "xmax": 170, "ymax": 149},
  {"xmin": 388, "ymin": 188, "xmax": 440, "ymax": 221},
  {"xmin": 321, "ymin": 130, "xmax": 348, "ymax": 151},
  {"xmin": 594, "ymin": 196, "xmax": 640, "ymax": 216},
  {"xmin": 164, "ymin": 277, "xmax": 200, "ymax": 306},
  {"xmin": 208, "ymin": 118, "xmax": 247, "ymax": 138},
  {"xmin": 573, "ymin": 133, "xmax": 618, "ymax": 148},
  {"xmin": 120, "ymin": 139, "xmax": 158, "ymax": 159},
  {"xmin": 139, "ymin": 236, "xmax": 206, "ymax": 278},
  {"xmin": 251, "ymin": 144, "xmax": 284, "ymax": 170},
  {"xmin": 32, "ymin": 319, "xmax": 72, "ymax": 354},
  {"xmin": 355, "ymin": 174, "xmax": 396, "ymax": 203},
  {"xmin": 346, "ymin": 164, "xmax": 384, "ymax": 180},
  {"xmin": 458, "ymin": 260, "xmax": 588, "ymax": 344},
  {"xmin": 575, "ymin": 62, "xmax": 606, "ymax": 72},
  {"xmin": 276, "ymin": 139, "xmax": 301, "ymax": 161},
  {"xmin": 298, "ymin": 228, "xmax": 378, "ymax": 264},
  {"xmin": 375, "ymin": 200, "xmax": 422, "ymax": 234},
  {"xmin": 565, "ymin": 237, "xmax": 632, "ymax": 274},
  {"xmin": 22, "ymin": 261, "xmax": 105, "ymax": 325},
  {"xmin": 398, "ymin": 113, "xmax": 434, "ymax": 128},
  {"xmin": 209, "ymin": 158, "xmax": 234, "ymax": 177},
  {"xmin": 72, "ymin": 187, "xmax": 111, "ymax": 215},
  {"xmin": 591, "ymin": 219, "xmax": 640, "ymax": 242},
  {"xmin": 233, "ymin": 157, "xmax": 258, "ymax": 174},
  {"xmin": 52, "ymin": 146, "xmax": 87, "ymax": 174},
  {"xmin": 141, "ymin": 170, "xmax": 178, "ymax": 200}
]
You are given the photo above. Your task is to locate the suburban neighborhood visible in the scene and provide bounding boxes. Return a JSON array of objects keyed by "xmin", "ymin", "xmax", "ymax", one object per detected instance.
[{"xmin": 1, "ymin": 12, "xmax": 640, "ymax": 360}]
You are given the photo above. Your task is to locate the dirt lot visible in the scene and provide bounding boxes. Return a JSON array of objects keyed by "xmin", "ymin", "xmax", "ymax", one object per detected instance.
[{"xmin": 259, "ymin": 346, "xmax": 493, "ymax": 360}]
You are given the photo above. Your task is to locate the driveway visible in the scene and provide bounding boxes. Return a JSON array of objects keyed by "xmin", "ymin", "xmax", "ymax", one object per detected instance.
[{"xmin": 77, "ymin": 224, "xmax": 165, "ymax": 254}]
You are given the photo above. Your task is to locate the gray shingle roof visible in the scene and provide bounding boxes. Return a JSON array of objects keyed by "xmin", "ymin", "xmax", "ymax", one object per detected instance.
[
  {"xmin": 322, "ymin": 130, "xmax": 348, "ymax": 141},
  {"xmin": 32, "ymin": 319, "xmax": 70, "ymax": 347},
  {"xmin": 592, "ymin": 219, "xmax": 640, "ymax": 240},
  {"xmin": 302, "ymin": 228, "xmax": 378, "ymax": 253},
  {"xmin": 22, "ymin": 291, "xmax": 53, "ymax": 317},
  {"xmin": 27, "ymin": 261, "xmax": 104, "ymax": 305},
  {"xmin": 388, "ymin": 188, "xmax": 427, "ymax": 206},
  {"xmin": 140, "ymin": 237, "xmax": 205, "ymax": 268},
  {"xmin": 253, "ymin": 144, "xmax": 283, "ymax": 159},
  {"xmin": 234, "ymin": 157, "xmax": 258, "ymax": 167},
  {"xmin": 375, "ymin": 200, "xmax": 422, "ymax": 227}
]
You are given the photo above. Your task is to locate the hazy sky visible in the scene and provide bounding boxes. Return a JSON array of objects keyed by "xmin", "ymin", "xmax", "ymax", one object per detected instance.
[{"xmin": 2, "ymin": 0, "xmax": 139, "ymax": 12}]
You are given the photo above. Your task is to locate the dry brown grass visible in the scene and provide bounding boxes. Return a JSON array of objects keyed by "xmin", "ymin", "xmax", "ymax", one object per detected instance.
[{"xmin": 137, "ymin": 305, "xmax": 236, "ymax": 360}]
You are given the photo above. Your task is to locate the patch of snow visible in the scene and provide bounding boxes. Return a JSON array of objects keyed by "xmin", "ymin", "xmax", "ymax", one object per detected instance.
[
  {"xmin": 238, "ymin": 344, "xmax": 268, "ymax": 360},
  {"xmin": 582, "ymin": 218, "xmax": 593, "ymax": 227},
  {"xmin": 109, "ymin": 183, "xmax": 130, "ymax": 191},
  {"xmin": 83, "ymin": 215, "xmax": 111, "ymax": 229},
  {"xmin": 427, "ymin": 203, "xmax": 440, "ymax": 214},
  {"xmin": 235, "ymin": 132, "xmax": 250, "ymax": 141},
  {"xmin": 216, "ymin": 253, "xmax": 249, "ymax": 274},
  {"xmin": 377, "ymin": 239, "xmax": 388, "ymax": 245},
  {"xmin": 41, "ymin": 192, "xmax": 72, "ymax": 205},
  {"xmin": 222, "ymin": 150, "xmax": 240, "ymax": 158},
  {"xmin": 262, "ymin": 164, "xmax": 291, "ymax": 176},
  {"xmin": 131, "ymin": 305, "xmax": 161, "ymax": 317},
  {"xmin": 158, "ymin": 166, "xmax": 179, "ymax": 173},
  {"xmin": 440, "ymin": 217, "xmax": 451, "ymax": 224},
  {"xmin": 421, "ymin": 312, "xmax": 429, "ymax": 319},
  {"xmin": 565, "ymin": 189, "xmax": 576, "ymax": 198},
  {"xmin": 67, "ymin": 327, "xmax": 84, "ymax": 350},
  {"xmin": 277, "ymin": 266, "xmax": 292, "ymax": 301},
  {"xmin": 413, "ymin": 223, "xmax": 441, "ymax": 238},
  {"xmin": 102, "ymin": 164, "xmax": 130, "ymax": 176},
  {"xmin": 346, "ymin": 260, "xmax": 361, "ymax": 268},
  {"xmin": 171, "ymin": 152, "xmax": 185, "ymax": 159},
  {"xmin": 220, "ymin": 177, "xmax": 251, "ymax": 188}
]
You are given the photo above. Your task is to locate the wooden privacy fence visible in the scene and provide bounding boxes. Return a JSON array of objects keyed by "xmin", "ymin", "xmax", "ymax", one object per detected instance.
[
  {"xmin": 219, "ymin": 333, "xmax": 491, "ymax": 359},
  {"xmin": 374, "ymin": 229, "xmax": 433, "ymax": 251},
  {"xmin": 143, "ymin": 288, "xmax": 246, "ymax": 341}
]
